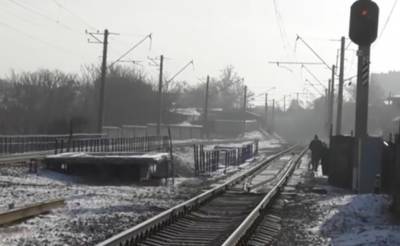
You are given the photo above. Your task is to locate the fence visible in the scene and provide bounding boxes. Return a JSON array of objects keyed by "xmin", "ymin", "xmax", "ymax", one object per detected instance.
[
  {"xmin": 0, "ymin": 134, "xmax": 105, "ymax": 155},
  {"xmin": 0, "ymin": 134, "xmax": 169, "ymax": 156},
  {"xmin": 193, "ymin": 140, "xmax": 259, "ymax": 176},
  {"xmin": 54, "ymin": 136, "xmax": 169, "ymax": 154}
]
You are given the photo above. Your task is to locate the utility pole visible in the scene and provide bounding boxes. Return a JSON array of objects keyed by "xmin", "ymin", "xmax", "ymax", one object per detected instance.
[
  {"xmin": 336, "ymin": 37, "xmax": 345, "ymax": 135},
  {"xmin": 97, "ymin": 29, "xmax": 109, "ymax": 133},
  {"xmin": 243, "ymin": 85, "xmax": 247, "ymax": 113},
  {"xmin": 296, "ymin": 92, "xmax": 300, "ymax": 105},
  {"xmin": 157, "ymin": 55, "xmax": 164, "ymax": 137},
  {"xmin": 203, "ymin": 75, "xmax": 210, "ymax": 138},
  {"xmin": 87, "ymin": 29, "xmax": 110, "ymax": 133},
  {"xmin": 271, "ymin": 99, "xmax": 275, "ymax": 133},
  {"xmin": 242, "ymin": 85, "xmax": 247, "ymax": 135},
  {"xmin": 264, "ymin": 93, "xmax": 268, "ymax": 129},
  {"xmin": 283, "ymin": 95, "xmax": 286, "ymax": 112},
  {"xmin": 329, "ymin": 65, "xmax": 336, "ymax": 139},
  {"xmin": 327, "ymin": 80, "xmax": 332, "ymax": 139}
]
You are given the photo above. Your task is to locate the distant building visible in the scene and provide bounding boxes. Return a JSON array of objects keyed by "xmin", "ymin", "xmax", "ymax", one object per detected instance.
[
  {"xmin": 170, "ymin": 108, "xmax": 201, "ymax": 122},
  {"xmin": 387, "ymin": 94, "xmax": 400, "ymax": 107}
]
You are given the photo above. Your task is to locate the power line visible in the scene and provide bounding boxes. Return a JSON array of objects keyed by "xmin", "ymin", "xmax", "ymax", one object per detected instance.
[
  {"xmin": 295, "ymin": 34, "xmax": 332, "ymax": 71},
  {"xmin": 379, "ymin": 0, "xmax": 398, "ymax": 39},
  {"xmin": 8, "ymin": 0, "xmax": 76, "ymax": 32},
  {"xmin": 272, "ymin": 0, "xmax": 291, "ymax": 55},
  {"xmin": 0, "ymin": 21, "xmax": 81, "ymax": 57},
  {"xmin": 109, "ymin": 33, "xmax": 152, "ymax": 67},
  {"xmin": 0, "ymin": 5, "xmax": 46, "ymax": 28},
  {"xmin": 52, "ymin": 0, "xmax": 97, "ymax": 30}
]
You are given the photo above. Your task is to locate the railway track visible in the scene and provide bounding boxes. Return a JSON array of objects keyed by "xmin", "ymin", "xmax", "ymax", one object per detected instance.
[
  {"xmin": 97, "ymin": 146, "xmax": 308, "ymax": 246},
  {"xmin": 0, "ymin": 198, "xmax": 65, "ymax": 226}
]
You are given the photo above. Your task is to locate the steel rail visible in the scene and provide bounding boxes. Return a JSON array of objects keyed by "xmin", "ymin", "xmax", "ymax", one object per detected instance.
[
  {"xmin": 0, "ymin": 198, "xmax": 65, "ymax": 226},
  {"xmin": 221, "ymin": 147, "xmax": 308, "ymax": 246},
  {"xmin": 96, "ymin": 145, "xmax": 297, "ymax": 246}
]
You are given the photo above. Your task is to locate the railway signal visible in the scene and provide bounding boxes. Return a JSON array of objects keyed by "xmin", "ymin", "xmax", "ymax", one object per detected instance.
[
  {"xmin": 349, "ymin": 0, "xmax": 379, "ymax": 46},
  {"xmin": 349, "ymin": 0, "xmax": 379, "ymax": 192}
]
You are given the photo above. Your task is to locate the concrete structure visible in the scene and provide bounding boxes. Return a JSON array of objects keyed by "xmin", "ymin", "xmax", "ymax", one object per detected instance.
[{"xmin": 45, "ymin": 152, "xmax": 170, "ymax": 181}]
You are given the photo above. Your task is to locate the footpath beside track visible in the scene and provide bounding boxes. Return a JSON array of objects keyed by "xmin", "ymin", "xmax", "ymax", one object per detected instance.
[{"xmin": 97, "ymin": 145, "xmax": 307, "ymax": 246}]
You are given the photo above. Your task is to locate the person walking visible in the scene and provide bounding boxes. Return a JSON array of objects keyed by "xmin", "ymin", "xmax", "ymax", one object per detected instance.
[{"xmin": 309, "ymin": 135, "xmax": 323, "ymax": 171}]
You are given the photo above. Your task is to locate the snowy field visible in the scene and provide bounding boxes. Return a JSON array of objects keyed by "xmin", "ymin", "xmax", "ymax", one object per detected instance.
[
  {"xmin": 277, "ymin": 154, "xmax": 400, "ymax": 246},
  {"xmin": 0, "ymin": 131, "xmax": 281, "ymax": 246},
  {"xmin": 0, "ymin": 166, "xmax": 201, "ymax": 245}
]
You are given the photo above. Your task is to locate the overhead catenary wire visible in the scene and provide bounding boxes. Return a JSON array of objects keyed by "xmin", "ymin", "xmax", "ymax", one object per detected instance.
[
  {"xmin": 52, "ymin": 0, "xmax": 97, "ymax": 30},
  {"xmin": 305, "ymin": 79, "xmax": 324, "ymax": 97},
  {"xmin": 272, "ymin": 0, "xmax": 290, "ymax": 52},
  {"xmin": 8, "ymin": 0, "xmax": 76, "ymax": 32},
  {"xmin": 109, "ymin": 33, "xmax": 152, "ymax": 67},
  {"xmin": 0, "ymin": 5, "xmax": 47, "ymax": 29},
  {"xmin": 0, "ymin": 21, "xmax": 82, "ymax": 57},
  {"xmin": 165, "ymin": 60, "xmax": 195, "ymax": 86},
  {"xmin": 301, "ymin": 65, "xmax": 327, "ymax": 89},
  {"xmin": 295, "ymin": 34, "xmax": 332, "ymax": 71},
  {"xmin": 378, "ymin": 0, "xmax": 398, "ymax": 40}
]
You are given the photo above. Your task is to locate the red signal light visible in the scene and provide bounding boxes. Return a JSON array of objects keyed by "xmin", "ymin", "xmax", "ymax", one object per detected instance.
[{"xmin": 361, "ymin": 9, "xmax": 368, "ymax": 16}]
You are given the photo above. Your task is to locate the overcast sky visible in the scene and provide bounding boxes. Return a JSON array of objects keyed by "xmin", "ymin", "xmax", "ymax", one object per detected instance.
[{"xmin": 0, "ymin": 0, "xmax": 398, "ymax": 105}]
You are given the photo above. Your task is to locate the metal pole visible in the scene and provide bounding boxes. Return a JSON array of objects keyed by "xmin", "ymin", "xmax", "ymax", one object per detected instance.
[
  {"xmin": 271, "ymin": 99, "xmax": 275, "ymax": 133},
  {"xmin": 264, "ymin": 93, "xmax": 268, "ymax": 129},
  {"xmin": 283, "ymin": 95, "xmax": 286, "ymax": 112},
  {"xmin": 203, "ymin": 75, "xmax": 210, "ymax": 138},
  {"xmin": 354, "ymin": 46, "xmax": 370, "ymax": 138},
  {"xmin": 243, "ymin": 85, "xmax": 247, "ymax": 135},
  {"xmin": 353, "ymin": 45, "xmax": 371, "ymax": 191},
  {"xmin": 327, "ymin": 79, "xmax": 332, "ymax": 138},
  {"xmin": 336, "ymin": 37, "xmax": 345, "ymax": 135},
  {"xmin": 325, "ymin": 88, "xmax": 329, "ymax": 138},
  {"xmin": 329, "ymin": 65, "xmax": 336, "ymax": 138},
  {"xmin": 243, "ymin": 85, "xmax": 247, "ymax": 112},
  {"xmin": 97, "ymin": 29, "xmax": 109, "ymax": 133},
  {"xmin": 157, "ymin": 55, "xmax": 164, "ymax": 137}
]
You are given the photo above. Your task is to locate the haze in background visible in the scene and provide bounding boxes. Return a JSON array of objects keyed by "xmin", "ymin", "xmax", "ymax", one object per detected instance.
[{"xmin": 0, "ymin": 0, "xmax": 399, "ymax": 105}]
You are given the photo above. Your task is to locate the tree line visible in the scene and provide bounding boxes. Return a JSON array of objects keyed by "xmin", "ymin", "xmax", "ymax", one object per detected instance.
[{"xmin": 0, "ymin": 65, "xmax": 248, "ymax": 134}]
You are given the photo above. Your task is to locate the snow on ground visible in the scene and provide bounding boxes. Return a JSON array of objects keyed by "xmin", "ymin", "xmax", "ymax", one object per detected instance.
[
  {"xmin": 0, "ymin": 131, "xmax": 283, "ymax": 245},
  {"xmin": 315, "ymin": 194, "xmax": 400, "ymax": 245},
  {"xmin": 276, "ymin": 154, "xmax": 400, "ymax": 246},
  {"xmin": 0, "ymin": 166, "xmax": 201, "ymax": 246},
  {"xmin": 173, "ymin": 130, "xmax": 282, "ymax": 176}
]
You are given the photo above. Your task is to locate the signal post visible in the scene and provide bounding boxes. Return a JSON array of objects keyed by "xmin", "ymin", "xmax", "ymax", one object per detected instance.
[{"xmin": 349, "ymin": 0, "xmax": 379, "ymax": 191}]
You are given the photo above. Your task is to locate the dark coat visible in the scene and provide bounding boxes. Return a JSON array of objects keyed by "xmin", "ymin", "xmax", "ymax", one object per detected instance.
[{"xmin": 309, "ymin": 139, "xmax": 323, "ymax": 158}]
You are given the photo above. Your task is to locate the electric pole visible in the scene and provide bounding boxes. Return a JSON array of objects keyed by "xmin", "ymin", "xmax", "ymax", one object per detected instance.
[
  {"xmin": 203, "ymin": 75, "xmax": 210, "ymax": 138},
  {"xmin": 86, "ymin": 29, "xmax": 110, "ymax": 133},
  {"xmin": 336, "ymin": 37, "xmax": 345, "ymax": 135},
  {"xmin": 265, "ymin": 93, "xmax": 268, "ymax": 129},
  {"xmin": 242, "ymin": 85, "xmax": 247, "ymax": 134},
  {"xmin": 283, "ymin": 95, "xmax": 286, "ymax": 112},
  {"xmin": 329, "ymin": 65, "xmax": 336, "ymax": 138},
  {"xmin": 271, "ymin": 99, "xmax": 275, "ymax": 133},
  {"xmin": 327, "ymin": 80, "xmax": 332, "ymax": 139},
  {"xmin": 97, "ymin": 29, "xmax": 108, "ymax": 133},
  {"xmin": 157, "ymin": 55, "xmax": 164, "ymax": 137},
  {"xmin": 243, "ymin": 85, "xmax": 247, "ymax": 113}
]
